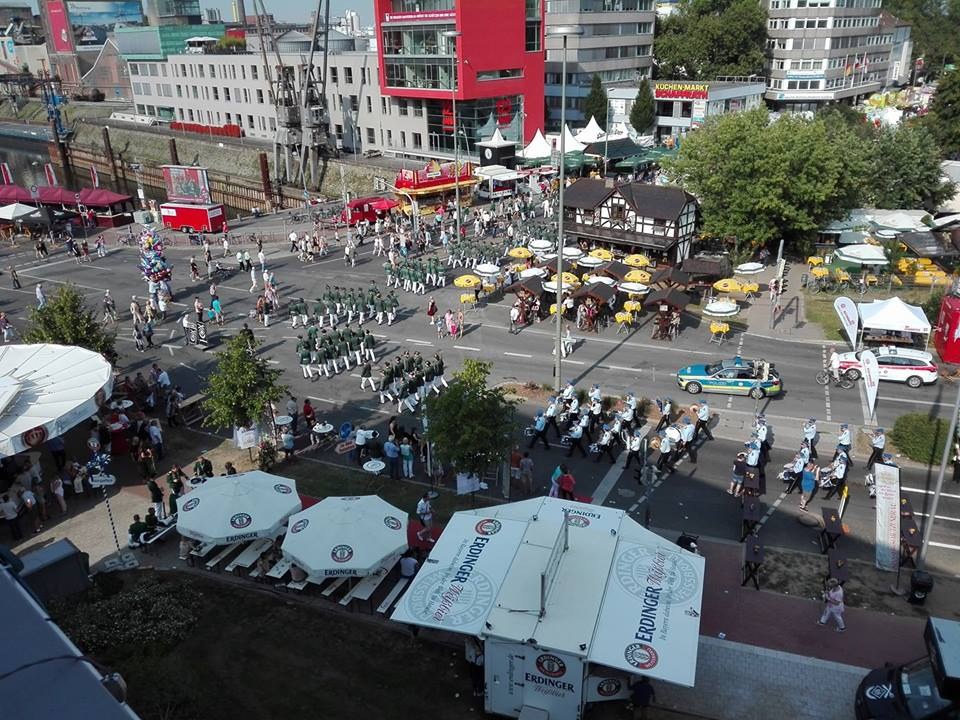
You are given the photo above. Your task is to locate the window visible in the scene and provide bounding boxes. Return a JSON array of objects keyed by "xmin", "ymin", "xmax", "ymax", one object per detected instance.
[
  {"xmin": 398, "ymin": 99, "xmax": 408, "ymax": 116},
  {"xmin": 344, "ymin": 67, "xmax": 353, "ymax": 84},
  {"xmin": 413, "ymin": 100, "xmax": 423, "ymax": 117},
  {"xmin": 187, "ymin": 108, "xmax": 195, "ymax": 121},
  {"xmin": 191, "ymin": 86, "xmax": 198, "ymax": 99},
  {"xmin": 247, "ymin": 114, "xmax": 254, "ymax": 129},
  {"xmin": 243, "ymin": 88, "xmax": 250, "ymax": 103},
  {"xmin": 130, "ymin": 63, "xmax": 139, "ymax": 75},
  {"xmin": 525, "ymin": 20, "xmax": 542, "ymax": 51},
  {"xmin": 224, "ymin": 87, "xmax": 231, "ymax": 101},
  {"xmin": 176, "ymin": 84, "xmax": 183, "ymax": 97},
  {"xmin": 381, "ymin": 97, "xmax": 388, "ymax": 113},
  {"xmin": 231, "ymin": 66, "xmax": 236, "ymax": 79},
  {"xmin": 366, "ymin": 97, "xmax": 372, "ymax": 112},
  {"xmin": 241, "ymin": 65, "xmax": 246, "ymax": 80},
  {"xmin": 334, "ymin": 124, "xmax": 343, "ymax": 139},
  {"xmin": 350, "ymin": 95, "xmax": 359, "ymax": 111},
  {"xmin": 367, "ymin": 127, "xmax": 376, "ymax": 144},
  {"xmin": 330, "ymin": 66, "xmax": 338, "ymax": 84},
  {"xmin": 386, "ymin": 129, "xmax": 393, "ymax": 146},
  {"xmin": 256, "ymin": 89, "xmax": 264, "ymax": 103},
  {"xmin": 400, "ymin": 131, "xmax": 407, "ymax": 147},
  {"xmin": 251, "ymin": 65, "xmax": 258, "ymax": 80},
  {"xmin": 412, "ymin": 132, "xmax": 422, "ymax": 149}
]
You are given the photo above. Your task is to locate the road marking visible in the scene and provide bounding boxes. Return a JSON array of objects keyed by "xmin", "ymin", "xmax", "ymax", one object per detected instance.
[
  {"xmin": 564, "ymin": 359, "xmax": 586, "ymax": 366},
  {"xmin": 877, "ymin": 396, "xmax": 956, "ymax": 408},
  {"xmin": 901, "ymin": 486, "xmax": 960, "ymax": 501},
  {"xmin": 913, "ymin": 511, "xmax": 960, "ymax": 523},
  {"xmin": 404, "ymin": 338, "xmax": 434, "ymax": 346},
  {"xmin": 307, "ymin": 396, "xmax": 338, "ymax": 404},
  {"xmin": 591, "ymin": 452, "xmax": 627, "ymax": 504},
  {"xmin": 178, "ymin": 362, "xmax": 196, "ymax": 371},
  {"xmin": 453, "ymin": 345, "xmax": 480, "ymax": 351},
  {"xmin": 929, "ymin": 541, "xmax": 960, "ymax": 551},
  {"xmin": 266, "ymin": 359, "xmax": 280, "ymax": 364},
  {"xmin": 597, "ymin": 364, "xmax": 641, "ymax": 373},
  {"xmin": 357, "ymin": 404, "xmax": 391, "ymax": 415},
  {"xmin": 504, "ymin": 351, "xmax": 532, "ymax": 358}
]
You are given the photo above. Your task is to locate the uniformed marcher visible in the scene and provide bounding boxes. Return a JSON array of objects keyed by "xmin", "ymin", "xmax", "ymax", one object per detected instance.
[
  {"xmin": 677, "ymin": 416, "xmax": 696, "ymax": 462},
  {"xmin": 655, "ymin": 397, "xmax": 672, "ymax": 432},
  {"xmin": 694, "ymin": 400, "xmax": 713, "ymax": 441},
  {"xmin": 565, "ymin": 421, "xmax": 587, "ymax": 458},
  {"xmin": 656, "ymin": 431, "xmax": 674, "ymax": 472},
  {"xmin": 360, "ymin": 361, "xmax": 376, "ymax": 391},
  {"xmin": 544, "ymin": 397, "xmax": 562, "ymax": 439},
  {"xmin": 624, "ymin": 430, "xmax": 643, "ymax": 469},
  {"xmin": 595, "ymin": 424, "xmax": 617, "ymax": 464},
  {"xmin": 528, "ymin": 411, "xmax": 550, "ymax": 450},
  {"xmin": 803, "ymin": 418, "xmax": 818, "ymax": 460}
]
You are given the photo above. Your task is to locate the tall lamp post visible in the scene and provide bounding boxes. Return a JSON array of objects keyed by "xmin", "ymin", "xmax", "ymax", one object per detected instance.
[
  {"xmin": 547, "ymin": 25, "xmax": 584, "ymax": 393},
  {"xmin": 442, "ymin": 30, "xmax": 463, "ymax": 243}
]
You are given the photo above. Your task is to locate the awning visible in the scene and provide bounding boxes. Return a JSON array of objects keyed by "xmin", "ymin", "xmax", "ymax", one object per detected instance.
[
  {"xmin": 505, "ymin": 276, "xmax": 543, "ymax": 295},
  {"xmin": 79, "ymin": 188, "xmax": 133, "ymax": 207},
  {"xmin": 649, "ymin": 266, "xmax": 691, "ymax": 288},
  {"xmin": 644, "ymin": 288, "xmax": 691, "ymax": 310},
  {"xmin": 369, "ymin": 198, "xmax": 399, "ymax": 212},
  {"xmin": 858, "ymin": 297, "xmax": 931, "ymax": 334},
  {"xmin": 0, "ymin": 202, "xmax": 42, "ymax": 222},
  {"xmin": 572, "ymin": 282, "xmax": 617, "ymax": 305},
  {"xmin": 898, "ymin": 230, "xmax": 959, "ymax": 258}
]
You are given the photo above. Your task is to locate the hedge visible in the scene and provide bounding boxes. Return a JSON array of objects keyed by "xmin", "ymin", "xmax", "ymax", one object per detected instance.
[{"xmin": 891, "ymin": 412, "xmax": 951, "ymax": 465}]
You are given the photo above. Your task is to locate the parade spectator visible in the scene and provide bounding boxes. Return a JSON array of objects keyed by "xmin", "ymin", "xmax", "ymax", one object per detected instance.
[
  {"xmin": 128, "ymin": 514, "xmax": 148, "ymax": 546},
  {"xmin": 415, "ymin": 493, "xmax": 434, "ymax": 543},
  {"xmin": 629, "ymin": 677, "xmax": 656, "ymax": 720},
  {"xmin": 558, "ymin": 469, "xmax": 576, "ymax": 500},
  {"xmin": 818, "ymin": 578, "xmax": 846, "ymax": 632},
  {"xmin": 383, "ymin": 435, "xmax": 401, "ymax": 480}
]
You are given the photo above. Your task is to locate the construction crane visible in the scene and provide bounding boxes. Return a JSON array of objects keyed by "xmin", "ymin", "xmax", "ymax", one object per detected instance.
[
  {"xmin": 253, "ymin": 0, "xmax": 301, "ymax": 194},
  {"xmin": 296, "ymin": 0, "xmax": 332, "ymax": 189}
]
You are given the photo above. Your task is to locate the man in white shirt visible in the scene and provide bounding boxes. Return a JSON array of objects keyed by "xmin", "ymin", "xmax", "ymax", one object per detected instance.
[
  {"xmin": 835, "ymin": 423, "xmax": 851, "ymax": 460},
  {"xmin": 866, "ymin": 427, "xmax": 885, "ymax": 470},
  {"xmin": 509, "ymin": 304, "xmax": 520, "ymax": 334},
  {"xmin": 828, "ymin": 347, "xmax": 841, "ymax": 384},
  {"xmin": 544, "ymin": 397, "xmax": 561, "ymax": 439},
  {"xmin": 416, "ymin": 493, "xmax": 435, "ymax": 543},
  {"xmin": 695, "ymin": 400, "xmax": 713, "ymax": 441},
  {"xmin": 148, "ymin": 420, "xmax": 164, "ymax": 461},
  {"xmin": 595, "ymin": 424, "xmax": 617, "ymax": 464},
  {"xmin": 678, "ymin": 417, "xmax": 696, "ymax": 461},
  {"xmin": 565, "ymin": 421, "xmax": 587, "ymax": 458},
  {"xmin": 624, "ymin": 430, "xmax": 643, "ymax": 469},
  {"xmin": 656, "ymin": 432, "xmax": 674, "ymax": 472},
  {"xmin": 803, "ymin": 418, "xmax": 818, "ymax": 460},
  {"xmin": 1, "ymin": 493, "xmax": 21, "ymax": 540}
]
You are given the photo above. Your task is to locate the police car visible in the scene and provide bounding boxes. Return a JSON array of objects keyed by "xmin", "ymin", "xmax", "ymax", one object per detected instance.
[
  {"xmin": 837, "ymin": 347, "xmax": 938, "ymax": 389},
  {"xmin": 676, "ymin": 357, "xmax": 782, "ymax": 399}
]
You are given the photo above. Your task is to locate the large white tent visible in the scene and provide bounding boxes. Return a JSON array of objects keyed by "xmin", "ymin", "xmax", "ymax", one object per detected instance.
[
  {"xmin": 176, "ymin": 471, "xmax": 301, "ymax": 544},
  {"xmin": 575, "ymin": 116, "xmax": 606, "ymax": 144},
  {"xmin": 857, "ymin": 296, "xmax": 931, "ymax": 348},
  {"xmin": 546, "ymin": 124, "xmax": 587, "ymax": 154},
  {"xmin": 0, "ymin": 203, "xmax": 41, "ymax": 223},
  {"xmin": 519, "ymin": 129, "xmax": 554, "ymax": 161},
  {"xmin": 0, "ymin": 344, "xmax": 113, "ymax": 457},
  {"xmin": 392, "ymin": 497, "xmax": 705, "ymax": 720},
  {"xmin": 281, "ymin": 495, "xmax": 408, "ymax": 577}
]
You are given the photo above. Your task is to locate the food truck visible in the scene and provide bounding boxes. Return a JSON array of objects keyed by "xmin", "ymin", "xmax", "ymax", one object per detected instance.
[
  {"xmin": 855, "ymin": 618, "xmax": 960, "ymax": 720},
  {"xmin": 159, "ymin": 202, "xmax": 226, "ymax": 233},
  {"xmin": 391, "ymin": 497, "xmax": 705, "ymax": 720}
]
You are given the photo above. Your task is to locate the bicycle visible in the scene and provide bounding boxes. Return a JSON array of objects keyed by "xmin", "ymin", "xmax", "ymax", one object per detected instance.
[
  {"xmin": 806, "ymin": 276, "xmax": 836, "ymax": 294},
  {"xmin": 814, "ymin": 368, "xmax": 855, "ymax": 389}
]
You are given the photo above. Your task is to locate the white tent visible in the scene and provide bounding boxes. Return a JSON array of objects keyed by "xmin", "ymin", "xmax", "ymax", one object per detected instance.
[
  {"xmin": 834, "ymin": 244, "xmax": 889, "ymax": 265},
  {"xmin": 479, "ymin": 128, "xmax": 516, "ymax": 148},
  {"xmin": 575, "ymin": 116, "xmax": 606, "ymax": 144},
  {"xmin": 546, "ymin": 124, "xmax": 587, "ymax": 154},
  {"xmin": 519, "ymin": 129, "xmax": 554, "ymax": 160},
  {"xmin": 0, "ymin": 344, "xmax": 113, "ymax": 457},
  {"xmin": 281, "ymin": 495, "xmax": 407, "ymax": 577},
  {"xmin": 0, "ymin": 203, "xmax": 40, "ymax": 222},
  {"xmin": 857, "ymin": 297, "xmax": 931, "ymax": 348},
  {"xmin": 176, "ymin": 471, "xmax": 301, "ymax": 544},
  {"xmin": 392, "ymin": 498, "xmax": 705, "ymax": 719}
]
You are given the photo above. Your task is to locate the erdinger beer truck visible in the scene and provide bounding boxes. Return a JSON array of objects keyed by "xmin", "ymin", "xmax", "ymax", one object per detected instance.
[{"xmin": 392, "ymin": 497, "xmax": 705, "ymax": 719}]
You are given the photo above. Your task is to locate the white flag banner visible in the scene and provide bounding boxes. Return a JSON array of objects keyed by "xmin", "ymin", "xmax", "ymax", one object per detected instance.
[
  {"xmin": 861, "ymin": 350, "xmax": 879, "ymax": 417},
  {"xmin": 834, "ymin": 296, "xmax": 859, "ymax": 349},
  {"xmin": 874, "ymin": 462, "xmax": 901, "ymax": 571}
]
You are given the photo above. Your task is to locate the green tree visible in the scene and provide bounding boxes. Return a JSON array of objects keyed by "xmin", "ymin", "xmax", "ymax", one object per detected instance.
[
  {"xmin": 423, "ymin": 359, "xmax": 517, "ymax": 476},
  {"xmin": 23, "ymin": 283, "xmax": 116, "ymax": 358},
  {"xmin": 654, "ymin": 0, "xmax": 767, "ymax": 80},
  {"xmin": 582, "ymin": 74, "xmax": 608, "ymax": 128},
  {"xmin": 927, "ymin": 69, "xmax": 960, "ymax": 159},
  {"xmin": 867, "ymin": 125, "xmax": 955, "ymax": 209},
  {"xmin": 665, "ymin": 108, "xmax": 868, "ymax": 251},
  {"xmin": 630, "ymin": 79, "xmax": 655, "ymax": 134},
  {"xmin": 881, "ymin": 0, "xmax": 960, "ymax": 76},
  {"xmin": 202, "ymin": 335, "xmax": 287, "ymax": 430}
]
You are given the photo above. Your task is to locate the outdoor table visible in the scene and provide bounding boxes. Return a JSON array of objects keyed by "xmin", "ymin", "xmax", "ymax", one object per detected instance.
[
  {"xmin": 314, "ymin": 422, "xmax": 334, "ymax": 435},
  {"xmin": 109, "ymin": 399, "xmax": 134, "ymax": 411},
  {"xmin": 363, "ymin": 459, "xmax": 386, "ymax": 475},
  {"xmin": 741, "ymin": 535, "xmax": 764, "ymax": 589},
  {"xmin": 741, "ymin": 471, "xmax": 761, "ymax": 498},
  {"xmin": 740, "ymin": 500, "xmax": 764, "ymax": 541},
  {"xmin": 274, "ymin": 415, "xmax": 293, "ymax": 427},
  {"xmin": 819, "ymin": 508, "xmax": 844, "ymax": 554},
  {"xmin": 826, "ymin": 550, "xmax": 849, "ymax": 587},
  {"xmin": 189, "ymin": 476, "xmax": 205, "ymax": 487},
  {"xmin": 900, "ymin": 519, "xmax": 921, "ymax": 568}
]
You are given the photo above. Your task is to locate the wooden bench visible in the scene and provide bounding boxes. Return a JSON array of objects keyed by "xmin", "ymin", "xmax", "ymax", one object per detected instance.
[
  {"xmin": 321, "ymin": 576, "xmax": 349, "ymax": 597},
  {"xmin": 266, "ymin": 557, "xmax": 293, "ymax": 579},
  {"xmin": 376, "ymin": 577, "xmax": 410, "ymax": 615},
  {"xmin": 340, "ymin": 557, "xmax": 401, "ymax": 610},
  {"xmin": 190, "ymin": 541, "xmax": 218, "ymax": 559},
  {"xmin": 225, "ymin": 538, "xmax": 273, "ymax": 573},
  {"xmin": 179, "ymin": 393, "xmax": 206, "ymax": 426},
  {"xmin": 287, "ymin": 577, "xmax": 311, "ymax": 591},
  {"xmin": 205, "ymin": 541, "xmax": 242, "ymax": 571},
  {"xmin": 140, "ymin": 523, "xmax": 178, "ymax": 554}
]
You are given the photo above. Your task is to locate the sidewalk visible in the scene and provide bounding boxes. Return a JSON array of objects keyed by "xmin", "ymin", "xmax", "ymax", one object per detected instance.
[
  {"xmin": 741, "ymin": 263, "xmax": 828, "ymax": 344},
  {"xmin": 695, "ymin": 535, "xmax": 926, "ymax": 669}
]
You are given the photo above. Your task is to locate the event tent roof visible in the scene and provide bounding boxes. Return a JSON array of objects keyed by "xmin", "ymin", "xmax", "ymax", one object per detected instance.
[
  {"xmin": 858, "ymin": 296, "xmax": 931, "ymax": 334},
  {"xmin": 519, "ymin": 129, "xmax": 553, "ymax": 160},
  {"xmin": 79, "ymin": 188, "xmax": 132, "ymax": 207},
  {"xmin": 476, "ymin": 128, "xmax": 516, "ymax": 149},
  {"xmin": 391, "ymin": 498, "xmax": 704, "ymax": 687},
  {"xmin": 0, "ymin": 202, "xmax": 41, "ymax": 222},
  {"xmin": 0, "ymin": 344, "xmax": 113, "ymax": 458},
  {"xmin": 575, "ymin": 116, "xmax": 606, "ymax": 144},
  {"xmin": 644, "ymin": 288, "xmax": 692, "ymax": 309},
  {"xmin": 834, "ymin": 244, "xmax": 889, "ymax": 265}
]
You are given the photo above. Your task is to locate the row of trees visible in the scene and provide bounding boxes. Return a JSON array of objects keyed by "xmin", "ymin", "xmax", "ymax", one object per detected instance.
[
  {"xmin": 665, "ymin": 107, "xmax": 955, "ymax": 252},
  {"xmin": 583, "ymin": 76, "xmax": 655, "ymax": 135}
]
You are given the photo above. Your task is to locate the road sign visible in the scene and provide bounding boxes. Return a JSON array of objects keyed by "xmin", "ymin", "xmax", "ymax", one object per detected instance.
[
  {"xmin": 89, "ymin": 473, "xmax": 117, "ymax": 488},
  {"xmin": 74, "ymin": 192, "xmax": 80, "ymax": 202},
  {"xmin": 29, "ymin": 184, "xmax": 38, "ymax": 199}
]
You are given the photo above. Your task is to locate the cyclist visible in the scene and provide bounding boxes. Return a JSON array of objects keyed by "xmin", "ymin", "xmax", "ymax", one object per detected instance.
[{"xmin": 828, "ymin": 346, "xmax": 841, "ymax": 384}]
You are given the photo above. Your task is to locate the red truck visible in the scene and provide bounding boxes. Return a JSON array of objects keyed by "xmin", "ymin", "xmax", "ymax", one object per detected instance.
[{"xmin": 159, "ymin": 203, "xmax": 226, "ymax": 233}]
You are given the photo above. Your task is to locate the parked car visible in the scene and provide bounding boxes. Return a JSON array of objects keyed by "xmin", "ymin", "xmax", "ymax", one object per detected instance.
[
  {"xmin": 676, "ymin": 357, "xmax": 782, "ymax": 399},
  {"xmin": 838, "ymin": 347, "xmax": 938, "ymax": 389}
]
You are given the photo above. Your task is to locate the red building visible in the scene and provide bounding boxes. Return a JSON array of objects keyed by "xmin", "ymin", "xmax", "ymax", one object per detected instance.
[{"xmin": 373, "ymin": 0, "xmax": 544, "ymax": 157}]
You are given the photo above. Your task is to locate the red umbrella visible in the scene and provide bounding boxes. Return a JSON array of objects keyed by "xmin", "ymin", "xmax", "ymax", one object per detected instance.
[{"xmin": 370, "ymin": 198, "xmax": 399, "ymax": 212}]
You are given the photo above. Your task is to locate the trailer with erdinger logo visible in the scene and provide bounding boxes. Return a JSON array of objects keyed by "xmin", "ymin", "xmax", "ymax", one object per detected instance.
[{"xmin": 391, "ymin": 497, "xmax": 705, "ymax": 719}]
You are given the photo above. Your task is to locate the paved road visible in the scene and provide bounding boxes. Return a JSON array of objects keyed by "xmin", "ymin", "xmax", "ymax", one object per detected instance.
[{"xmin": 2, "ymin": 228, "xmax": 957, "ymax": 572}]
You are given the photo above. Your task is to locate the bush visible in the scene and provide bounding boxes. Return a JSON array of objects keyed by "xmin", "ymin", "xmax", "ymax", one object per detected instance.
[
  {"xmin": 922, "ymin": 289, "xmax": 944, "ymax": 325},
  {"xmin": 891, "ymin": 412, "xmax": 950, "ymax": 465},
  {"xmin": 51, "ymin": 575, "xmax": 200, "ymax": 655}
]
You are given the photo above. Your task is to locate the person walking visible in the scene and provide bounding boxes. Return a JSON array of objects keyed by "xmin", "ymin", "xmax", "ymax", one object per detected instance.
[
  {"xmin": 866, "ymin": 427, "xmax": 885, "ymax": 470},
  {"xmin": 799, "ymin": 461, "xmax": 819, "ymax": 512},
  {"xmin": 628, "ymin": 677, "xmax": 656, "ymax": 720},
  {"xmin": 694, "ymin": 400, "xmax": 713, "ymax": 441},
  {"xmin": 384, "ymin": 435, "xmax": 401, "ymax": 480},
  {"xmin": 35, "ymin": 282, "xmax": 46, "ymax": 309},
  {"xmin": 519, "ymin": 452, "xmax": 535, "ymax": 496},
  {"xmin": 426, "ymin": 296, "xmax": 438, "ymax": 325},
  {"xmin": 558, "ymin": 469, "xmax": 576, "ymax": 500},
  {"xmin": 400, "ymin": 437, "xmax": 415, "ymax": 479},
  {"xmin": 147, "ymin": 477, "xmax": 165, "ymax": 520},
  {"xmin": 818, "ymin": 578, "xmax": 846, "ymax": 632},
  {"xmin": 624, "ymin": 430, "xmax": 643, "ymax": 469},
  {"xmin": 528, "ymin": 411, "xmax": 550, "ymax": 450},
  {"xmin": 415, "ymin": 493, "xmax": 435, "ymax": 543}
]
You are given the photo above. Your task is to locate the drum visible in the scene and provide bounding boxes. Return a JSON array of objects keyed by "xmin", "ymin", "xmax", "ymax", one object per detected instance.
[{"xmin": 665, "ymin": 426, "xmax": 682, "ymax": 443}]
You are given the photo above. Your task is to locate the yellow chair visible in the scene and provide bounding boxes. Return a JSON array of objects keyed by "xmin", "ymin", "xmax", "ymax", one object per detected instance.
[
  {"xmin": 741, "ymin": 282, "xmax": 760, "ymax": 298},
  {"xmin": 482, "ymin": 284, "xmax": 495, "ymax": 294},
  {"xmin": 833, "ymin": 268, "xmax": 851, "ymax": 283},
  {"xmin": 615, "ymin": 311, "xmax": 633, "ymax": 334},
  {"xmin": 807, "ymin": 256, "xmax": 824, "ymax": 267},
  {"xmin": 891, "ymin": 275, "xmax": 904, "ymax": 286},
  {"xmin": 865, "ymin": 274, "xmax": 879, "ymax": 286},
  {"xmin": 459, "ymin": 293, "xmax": 477, "ymax": 304},
  {"xmin": 548, "ymin": 303, "xmax": 557, "ymax": 315},
  {"xmin": 811, "ymin": 267, "xmax": 829, "ymax": 279},
  {"xmin": 709, "ymin": 321, "xmax": 730, "ymax": 345},
  {"xmin": 916, "ymin": 258, "xmax": 933, "ymax": 267}
]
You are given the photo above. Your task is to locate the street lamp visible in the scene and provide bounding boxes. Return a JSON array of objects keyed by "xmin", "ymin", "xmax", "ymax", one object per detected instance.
[
  {"xmin": 442, "ymin": 30, "xmax": 463, "ymax": 243},
  {"xmin": 547, "ymin": 25, "xmax": 583, "ymax": 393}
]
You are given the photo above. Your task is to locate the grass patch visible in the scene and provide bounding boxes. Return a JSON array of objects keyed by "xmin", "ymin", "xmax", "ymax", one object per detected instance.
[
  {"xmin": 802, "ymin": 287, "xmax": 941, "ymax": 345},
  {"xmin": 891, "ymin": 412, "xmax": 951, "ymax": 466}
]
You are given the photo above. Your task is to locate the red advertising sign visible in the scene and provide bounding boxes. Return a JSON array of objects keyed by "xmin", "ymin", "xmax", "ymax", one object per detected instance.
[
  {"xmin": 46, "ymin": 0, "xmax": 75, "ymax": 54},
  {"xmin": 441, "ymin": 101, "xmax": 454, "ymax": 133},
  {"xmin": 161, "ymin": 165, "xmax": 211, "ymax": 204},
  {"xmin": 495, "ymin": 98, "xmax": 512, "ymax": 127},
  {"xmin": 384, "ymin": 9, "xmax": 455, "ymax": 22},
  {"xmin": 654, "ymin": 81, "xmax": 709, "ymax": 100}
]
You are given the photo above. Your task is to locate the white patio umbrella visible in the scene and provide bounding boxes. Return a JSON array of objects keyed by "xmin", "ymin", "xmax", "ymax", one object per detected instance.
[
  {"xmin": 0, "ymin": 344, "xmax": 113, "ymax": 458},
  {"xmin": 281, "ymin": 495, "xmax": 408, "ymax": 577},
  {"xmin": 176, "ymin": 471, "xmax": 301, "ymax": 544},
  {"xmin": 529, "ymin": 238, "xmax": 554, "ymax": 253},
  {"xmin": 577, "ymin": 255, "xmax": 605, "ymax": 268},
  {"xmin": 0, "ymin": 203, "xmax": 40, "ymax": 222},
  {"xmin": 475, "ymin": 263, "xmax": 501, "ymax": 276}
]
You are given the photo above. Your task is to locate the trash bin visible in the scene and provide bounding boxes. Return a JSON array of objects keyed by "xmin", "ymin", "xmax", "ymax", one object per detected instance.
[{"xmin": 909, "ymin": 570, "xmax": 934, "ymax": 605}]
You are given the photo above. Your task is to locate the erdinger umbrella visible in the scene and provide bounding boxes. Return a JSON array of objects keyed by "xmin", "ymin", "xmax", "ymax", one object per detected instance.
[
  {"xmin": 281, "ymin": 495, "xmax": 408, "ymax": 577},
  {"xmin": 0, "ymin": 344, "xmax": 113, "ymax": 458},
  {"xmin": 176, "ymin": 471, "xmax": 301, "ymax": 544}
]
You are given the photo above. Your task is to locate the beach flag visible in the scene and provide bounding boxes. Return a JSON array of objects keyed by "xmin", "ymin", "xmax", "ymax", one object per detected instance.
[
  {"xmin": 0, "ymin": 163, "xmax": 11, "ymax": 185},
  {"xmin": 90, "ymin": 166, "xmax": 100, "ymax": 188},
  {"xmin": 43, "ymin": 163, "xmax": 58, "ymax": 186}
]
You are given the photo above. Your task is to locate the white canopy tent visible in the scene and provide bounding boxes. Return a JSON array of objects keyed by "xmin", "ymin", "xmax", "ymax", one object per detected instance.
[
  {"xmin": 391, "ymin": 498, "xmax": 705, "ymax": 719},
  {"xmin": 479, "ymin": 128, "xmax": 516, "ymax": 148},
  {"xmin": 857, "ymin": 296, "xmax": 931, "ymax": 349},
  {"xmin": 281, "ymin": 495, "xmax": 408, "ymax": 577},
  {"xmin": 575, "ymin": 116, "xmax": 606, "ymax": 144},
  {"xmin": 546, "ymin": 124, "xmax": 587, "ymax": 154},
  {"xmin": 0, "ymin": 344, "xmax": 113, "ymax": 458},
  {"xmin": 176, "ymin": 471, "xmax": 301, "ymax": 544},
  {"xmin": 519, "ymin": 129, "xmax": 554, "ymax": 161},
  {"xmin": 834, "ymin": 244, "xmax": 889, "ymax": 265},
  {"xmin": 0, "ymin": 203, "xmax": 41, "ymax": 223}
]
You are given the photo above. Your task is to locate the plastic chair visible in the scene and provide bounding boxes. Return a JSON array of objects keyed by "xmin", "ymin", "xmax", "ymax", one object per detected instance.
[
  {"xmin": 709, "ymin": 321, "xmax": 729, "ymax": 345},
  {"xmin": 339, "ymin": 422, "xmax": 353, "ymax": 440}
]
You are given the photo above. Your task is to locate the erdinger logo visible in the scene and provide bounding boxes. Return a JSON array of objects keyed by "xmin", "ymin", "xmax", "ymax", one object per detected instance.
[
  {"xmin": 182, "ymin": 497, "xmax": 200, "ymax": 512},
  {"xmin": 290, "ymin": 519, "xmax": 309, "ymax": 534},
  {"xmin": 331, "ymin": 544, "xmax": 354, "ymax": 563},
  {"xmin": 384, "ymin": 516, "xmax": 402, "ymax": 530},
  {"xmin": 274, "ymin": 484, "xmax": 292, "ymax": 494},
  {"xmin": 566, "ymin": 515, "xmax": 590, "ymax": 528},
  {"xmin": 230, "ymin": 513, "xmax": 252, "ymax": 529},
  {"xmin": 624, "ymin": 643, "xmax": 659, "ymax": 671},
  {"xmin": 597, "ymin": 678, "xmax": 622, "ymax": 697},
  {"xmin": 535, "ymin": 654, "xmax": 566, "ymax": 678},
  {"xmin": 474, "ymin": 519, "xmax": 502, "ymax": 536},
  {"xmin": 21, "ymin": 426, "xmax": 48, "ymax": 448}
]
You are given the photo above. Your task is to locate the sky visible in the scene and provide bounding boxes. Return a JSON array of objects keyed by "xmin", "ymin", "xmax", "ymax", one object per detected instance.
[{"xmin": 25, "ymin": 1, "xmax": 373, "ymax": 25}]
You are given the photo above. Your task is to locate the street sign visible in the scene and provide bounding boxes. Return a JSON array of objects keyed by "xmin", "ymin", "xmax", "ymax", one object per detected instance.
[
  {"xmin": 29, "ymin": 184, "xmax": 38, "ymax": 199},
  {"xmin": 74, "ymin": 192, "xmax": 80, "ymax": 202},
  {"xmin": 89, "ymin": 473, "xmax": 117, "ymax": 488}
]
